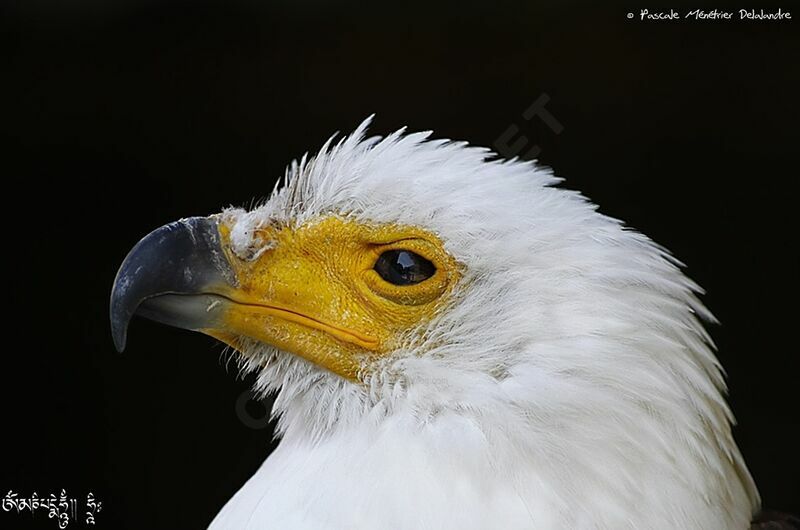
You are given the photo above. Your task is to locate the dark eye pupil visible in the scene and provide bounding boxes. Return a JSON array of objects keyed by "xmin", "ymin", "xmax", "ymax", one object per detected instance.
[{"xmin": 374, "ymin": 250, "xmax": 436, "ymax": 286}]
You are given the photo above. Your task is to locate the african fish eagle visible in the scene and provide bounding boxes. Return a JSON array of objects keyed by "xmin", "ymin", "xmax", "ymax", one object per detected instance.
[{"xmin": 110, "ymin": 118, "xmax": 788, "ymax": 529}]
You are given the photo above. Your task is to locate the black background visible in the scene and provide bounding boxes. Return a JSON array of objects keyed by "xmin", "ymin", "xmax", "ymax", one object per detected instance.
[{"xmin": 4, "ymin": 1, "xmax": 798, "ymax": 528}]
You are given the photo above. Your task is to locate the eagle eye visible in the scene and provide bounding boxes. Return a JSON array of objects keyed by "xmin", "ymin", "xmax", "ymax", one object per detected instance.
[{"xmin": 374, "ymin": 249, "xmax": 436, "ymax": 286}]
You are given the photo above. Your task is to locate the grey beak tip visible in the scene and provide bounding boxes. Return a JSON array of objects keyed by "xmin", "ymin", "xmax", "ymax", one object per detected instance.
[
  {"xmin": 110, "ymin": 294, "xmax": 130, "ymax": 352},
  {"xmin": 113, "ymin": 338, "xmax": 127, "ymax": 353},
  {"xmin": 111, "ymin": 324, "xmax": 127, "ymax": 353}
]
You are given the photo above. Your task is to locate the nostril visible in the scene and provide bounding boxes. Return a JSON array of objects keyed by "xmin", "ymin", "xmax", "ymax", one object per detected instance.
[{"xmin": 250, "ymin": 238, "xmax": 277, "ymax": 261}]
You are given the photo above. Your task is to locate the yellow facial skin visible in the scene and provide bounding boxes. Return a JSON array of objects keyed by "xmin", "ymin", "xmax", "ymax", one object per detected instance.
[{"xmin": 203, "ymin": 216, "xmax": 460, "ymax": 381}]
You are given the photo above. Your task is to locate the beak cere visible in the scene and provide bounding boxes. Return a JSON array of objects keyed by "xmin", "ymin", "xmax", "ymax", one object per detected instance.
[{"xmin": 109, "ymin": 216, "xmax": 234, "ymax": 352}]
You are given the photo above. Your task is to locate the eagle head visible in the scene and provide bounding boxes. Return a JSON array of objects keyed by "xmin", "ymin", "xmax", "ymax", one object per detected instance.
[{"xmin": 110, "ymin": 118, "xmax": 759, "ymax": 528}]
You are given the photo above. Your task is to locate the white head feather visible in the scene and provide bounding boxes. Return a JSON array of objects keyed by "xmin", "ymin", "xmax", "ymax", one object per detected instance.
[{"xmin": 211, "ymin": 117, "xmax": 759, "ymax": 529}]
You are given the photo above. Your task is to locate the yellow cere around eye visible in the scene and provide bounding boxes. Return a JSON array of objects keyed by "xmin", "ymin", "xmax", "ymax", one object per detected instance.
[{"xmin": 206, "ymin": 215, "xmax": 461, "ymax": 381}]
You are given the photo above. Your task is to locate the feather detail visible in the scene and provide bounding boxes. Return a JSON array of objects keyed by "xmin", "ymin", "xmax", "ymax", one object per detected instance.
[{"xmin": 212, "ymin": 118, "xmax": 759, "ymax": 529}]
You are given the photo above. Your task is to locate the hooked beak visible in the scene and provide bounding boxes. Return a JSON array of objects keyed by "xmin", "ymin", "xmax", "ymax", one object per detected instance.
[{"xmin": 109, "ymin": 216, "xmax": 234, "ymax": 352}]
